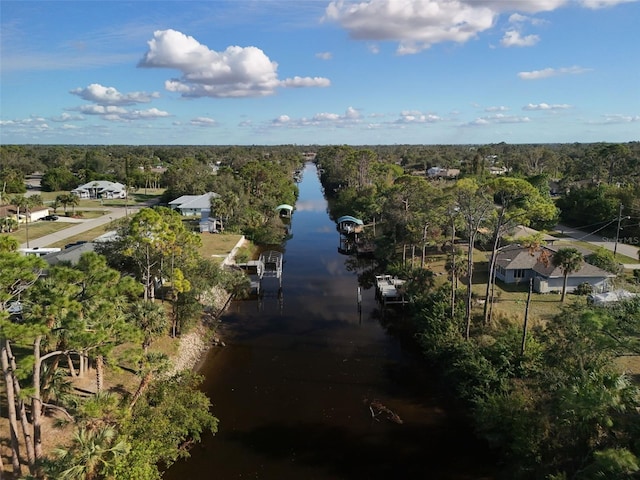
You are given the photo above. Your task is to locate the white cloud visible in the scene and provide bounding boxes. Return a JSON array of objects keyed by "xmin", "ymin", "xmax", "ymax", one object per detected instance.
[
  {"xmin": 50, "ymin": 113, "xmax": 84, "ymax": 122},
  {"xmin": 324, "ymin": 0, "xmax": 628, "ymax": 54},
  {"xmin": 70, "ymin": 83, "xmax": 160, "ymax": 105},
  {"xmin": 280, "ymin": 76, "xmax": 331, "ymax": 88},
  {"xmin": 466, "ymin": 113, "xmax": 531, "ymax": 126},
  {"xmin": 324, "ymin": 0, "xmax": 495, "ymax": 54},
  {"xmin": 139, "ymin": 29, "xmax": 330, "ymax": 98},
  {"xmin": 190, "ymin": 117, "xmax": 218, "ymax": 126},
  {"xmin": 395, "ymin": 110, "xmax": 441, "ymax": 123},
  {"xmin": 598, "ymin": 113, "xmax": 640, "ymax": 123},
  {"xmin": 273, "ymin": 115, "xmax": 291, "ymax": 125},
  {"xmin": 124, "ymin": 108, "xmax": 170, "ymax": 120},
  {"xmin": 270, "ymin": 107, "xmax": 362, "ymax": 128},
  {"xmin": 523, "ymin": 102, "xmax": 571, "ymax": 110},
  {"xmin": 507, "ymin": 12, "xmax": 548, "ymax": 26},
  {"xmin": 501, "ymin": 30, "xmax": 540, "ymax": 47},
  {"xmin": 78, "ymin": 105, "xmax": 129, "ymax": 116},
  {"xmin": 316, "ymin": 52, "xmax": 333, "ymax": 60},
  {"xmin": 518, "ymin": 65, "xmax": 591, "ymax": 79},
  {"xmin": 485, "ymin": 106, "xmax": 509, "ymax": 112},
  {"xmin": 580, "ymin": 0, "xmax": 637, "ymax": 9},
  {"xmin": 75, "ymin": 104, "xmax": 169, "ymax": 121}
]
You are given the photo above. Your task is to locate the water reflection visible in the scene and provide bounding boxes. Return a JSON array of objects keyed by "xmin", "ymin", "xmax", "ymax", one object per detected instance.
[{"xmin": 165, "ymin": 162, "xmax": 495, "ymax": 480}]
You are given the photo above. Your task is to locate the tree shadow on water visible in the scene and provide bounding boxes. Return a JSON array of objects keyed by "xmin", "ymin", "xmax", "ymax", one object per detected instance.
[{"xmin": 227, "ymin": 421, "xmax": 495, "ymax": 480}]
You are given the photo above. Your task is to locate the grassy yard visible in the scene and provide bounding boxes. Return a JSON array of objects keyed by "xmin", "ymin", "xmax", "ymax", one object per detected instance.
[
  {"xmin": 198, "ymin": 232, "xmax": 246, "ymax": 263},
  {"xmin": 6, "ymin": 221, "xmax": 70, "ymax": 244}
]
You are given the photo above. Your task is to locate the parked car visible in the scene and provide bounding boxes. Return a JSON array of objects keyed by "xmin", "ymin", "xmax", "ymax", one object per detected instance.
[
  {"xmin": 64, "ymin": 241, "xmax": 88, "ymax": 249},
  {"xmin": 43, "ymin": 215, "xmax": 59, "ymax": 221}
]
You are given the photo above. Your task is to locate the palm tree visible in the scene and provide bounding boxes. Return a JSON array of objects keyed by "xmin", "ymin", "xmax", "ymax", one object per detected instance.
[
  {"xmin": 129, "ymin": 300, "xmax": 168, "ymax": 352},
  {"xmin": 11, "ymin": 194, "xmax": 42, "ymax": 247},
  {"xmin": 68, "ymin": 193, "xmax": 80, "ymax": 216},
  {"xmin": 51, "ymin": 426, "xmax": 129, "ymax": 480},
  {"xmin": 552, "ymin": 247, "xmax": 584, "ymax": 302},
  {"xmin": 56, "ymin": 193, "xmax": 71, "ymax": 215}
]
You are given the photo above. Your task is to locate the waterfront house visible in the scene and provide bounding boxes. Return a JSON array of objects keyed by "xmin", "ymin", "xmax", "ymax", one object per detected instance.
[{"xmin": 494, "ymin": 244, "xmax": 614, "ymax": 294}]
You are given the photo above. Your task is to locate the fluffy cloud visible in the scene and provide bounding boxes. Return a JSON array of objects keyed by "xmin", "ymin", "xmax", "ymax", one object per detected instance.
[
  {"xmin": 523, "ymin": 102, "xmax": 571, "ymax": 110},
  {"xmin": 323, "ymin": 0, "xmax": 624, "ymax": 54},
  {"xmin": 75, "ymin": 104, "xmax": 169, "ymax": 121},
  {"xmin": 395, "ymin": 110, "xmax": 442, "ymax": 123},
  {"xmin": 518, "ymin": 66, "xmax": 591, "ymax": 79},
  {"xmin": 501, "ymin": 30, "xmax": 540, "ymax": 47},
  {"xmin": 316, "ymin": 52, "xmax": 333, "ymax": 60},
  {"xmin": 485, "ymin": 106, "xmax": 509, "ymax": 112},
  {"xmin": 139, "ymin": 29, "xmax": 330, "ymax": 98},
  {"xmin": 70, "ymin": 84, "xmax": 160, "ymax": 105},
  {"xmin": 324, "ymin": 0, "xmax": 495, "ymax": 54},
  {"xmin": 271, "ymin": 107, "xmax": 362, "ymax": 127}
]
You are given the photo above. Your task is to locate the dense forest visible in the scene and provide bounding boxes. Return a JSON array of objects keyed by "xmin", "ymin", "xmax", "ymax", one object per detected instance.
[{"xmin": 1, "ymin": 141, "xmax": 640, "ymax": 479}]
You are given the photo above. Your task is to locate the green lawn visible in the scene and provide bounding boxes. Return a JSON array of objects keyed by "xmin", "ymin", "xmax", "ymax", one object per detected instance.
[{"xmin": 5, "ymin": 222, "xmax": 70, "ymax": 244}]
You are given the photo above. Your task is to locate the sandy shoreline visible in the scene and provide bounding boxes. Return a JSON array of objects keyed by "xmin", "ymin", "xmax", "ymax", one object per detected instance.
[{"xmin": 166, "ymin": 236, "xmax": 246, "ymax": 376}]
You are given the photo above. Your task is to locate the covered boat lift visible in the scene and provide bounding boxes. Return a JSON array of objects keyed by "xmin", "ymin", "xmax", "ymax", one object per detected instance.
[
  {"xmin": 337, "ymin": 215, "xmax": 364, "ymax": 234},
  {"xmin": 275, "ymin": 204, "xmax": 294, "ymax": 218}
]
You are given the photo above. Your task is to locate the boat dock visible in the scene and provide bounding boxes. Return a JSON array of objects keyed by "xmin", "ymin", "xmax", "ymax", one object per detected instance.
[
  {"xmin": 237, "ymin": 251, "xmax": 284, "ymax": 295},
  {"xmin": 375, "ymin": 274, "xmax": 408, "ymax": 306}
]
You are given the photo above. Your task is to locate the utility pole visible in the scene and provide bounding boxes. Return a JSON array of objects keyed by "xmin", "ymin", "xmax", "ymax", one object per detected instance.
[{"xmin": 614, "ymin": 204, "xmax": 630, "ymax": 257}]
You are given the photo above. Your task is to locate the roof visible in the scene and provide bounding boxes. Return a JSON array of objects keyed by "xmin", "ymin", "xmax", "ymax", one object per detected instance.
[
  {"xmin": 495, "ymin": 245, "xmax": 615, "ymax": 279},
  {"xmin": 275, "ymin": 204, "xmax": 294, "ymax": 212},
  {"xmin": 73, "ymin": 181, "xmax": 125, "ymax": 191},
  {"xmin": 44, "ymin": 242, "xmax": 95, "ymax": 266},
  {"xmin": 337, "ymin": 215, "xmax": 364, "ymax": 225},
  {"xmin": 169, "ymin": 192, "xmax": 220, "ymax": 210},
  {"xmin": 504, "ymin": 225, "xmax": 558, "ymax": 242},
  {"xmin": 494, "ymin": 244, "xmax": 539, "ymax": 270}
]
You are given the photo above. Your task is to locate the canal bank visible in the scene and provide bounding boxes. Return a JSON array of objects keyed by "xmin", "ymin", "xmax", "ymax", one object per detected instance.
[{"xmin": 165, "ymin": 162, "xmax": 496, "ymax": 479}]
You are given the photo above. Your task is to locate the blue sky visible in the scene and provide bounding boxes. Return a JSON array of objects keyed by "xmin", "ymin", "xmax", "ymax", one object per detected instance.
[{"xmin": 1, "ymin": 0, "xmax": 638, "ymax": 145}]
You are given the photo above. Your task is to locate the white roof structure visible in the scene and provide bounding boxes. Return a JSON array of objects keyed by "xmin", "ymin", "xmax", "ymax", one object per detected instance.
[
  {"xmin": 169, "ymin": 192, "xmax": 220, "ymax": 210},
  {"xmin": 71, "ymin": 181, "xmax": 126, "ymax": 198}
]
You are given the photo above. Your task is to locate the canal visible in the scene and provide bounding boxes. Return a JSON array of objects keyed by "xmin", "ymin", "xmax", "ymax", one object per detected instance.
[{"xmin": 165, "ymin": 162, "xmax": 496, "ymax": 479}]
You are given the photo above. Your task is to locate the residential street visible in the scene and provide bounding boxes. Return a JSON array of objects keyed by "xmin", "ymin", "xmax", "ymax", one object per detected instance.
[
  {"xmin": 555, "ymin": 223, "xmax": 640, "ymax": 270},
  {"xmin": 19, "ymin": 200, "xmax": 160, "ymax": 249}
]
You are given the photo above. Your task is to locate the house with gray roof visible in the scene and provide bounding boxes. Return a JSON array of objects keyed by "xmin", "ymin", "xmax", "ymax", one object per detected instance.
[
  {"xmin": 168, "ymin": 192, "xmax": 223, "ymax": 232},
  {"xmin": 168, "ymin": 192, "xmax": 220, "ymax": 217},
  {"xmin": 71, "ymin": 181, "xmax": 127, "ymax": 199},
  {"xmin": 494, "ymin": 244, "xmax": 615, "ymax": 294}
]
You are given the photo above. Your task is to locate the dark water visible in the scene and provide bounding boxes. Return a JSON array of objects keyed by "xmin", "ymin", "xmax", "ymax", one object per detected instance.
[{"xmin": 165, "ymin": 163, "xmax": 496, "ymax": 480}]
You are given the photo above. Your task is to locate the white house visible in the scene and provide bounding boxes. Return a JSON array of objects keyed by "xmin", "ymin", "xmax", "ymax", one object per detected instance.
[
  {"xmin": 493, "ymin": 244, "xmax": 615, "ymax": 294},
  {"xmin": 169, "ymin": 192, "xmax": 220, "ymax": 217},
  {"xmin": 71, "ymin": 181, "xmax": 127, "ymax": 199}
]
